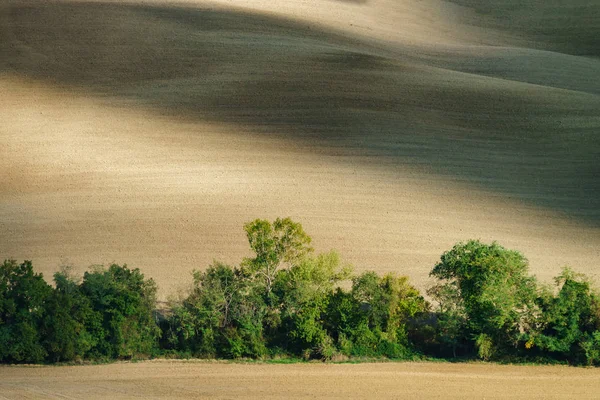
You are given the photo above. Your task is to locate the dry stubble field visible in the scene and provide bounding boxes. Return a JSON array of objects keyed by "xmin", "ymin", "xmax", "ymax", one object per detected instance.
[
  {"xmin": 1, "ymin": 0, "xmax": 600, "ymax": 395},
  {"xmin": 2, "ymin": 361, "xmax": 600, "ymax": 399}
]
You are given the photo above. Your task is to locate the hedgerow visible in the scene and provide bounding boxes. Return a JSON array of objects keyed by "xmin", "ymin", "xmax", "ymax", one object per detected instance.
[{"xmin": 2, "ymin": 218, "xmax": 599, "ymax": 365}]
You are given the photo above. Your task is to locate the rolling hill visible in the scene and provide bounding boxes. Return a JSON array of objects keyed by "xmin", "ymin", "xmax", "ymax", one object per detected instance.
[{"xmin": 1, "ymin": 0, "xmax": 599, "ymax": 298}]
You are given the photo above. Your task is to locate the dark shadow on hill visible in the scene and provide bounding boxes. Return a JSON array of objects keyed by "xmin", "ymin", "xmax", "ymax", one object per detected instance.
[
  {"xmin": 444, "ymin": 0, "xmax": 600, "ymax": 57},
  {"xmin": 1, "ymin": 1, "xmax": 599, "ymax": 225}
]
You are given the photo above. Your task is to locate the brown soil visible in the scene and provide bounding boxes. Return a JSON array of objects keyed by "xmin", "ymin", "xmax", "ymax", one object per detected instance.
[
  {"xmin": 2, "ymin": 360, "xmax": 600, "ymax": 399},
  {"xmin": 1, "ymin": 0, "xmax": 599, "ymax": 299}
]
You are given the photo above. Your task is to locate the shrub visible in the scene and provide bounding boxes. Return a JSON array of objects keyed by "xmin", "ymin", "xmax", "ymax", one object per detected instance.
[{"xmin": 581, "ymin": 331, "xmax": 600, "ymax": 366}]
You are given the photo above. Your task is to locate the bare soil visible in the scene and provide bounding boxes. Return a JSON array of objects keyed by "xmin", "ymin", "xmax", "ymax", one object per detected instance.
[
  {"xmin": 2, "ymin": 360, "xmax": 600, "ymax": 399},
  {"xmin": 1, "ymin": 0, "xmax": 599, "ymax": 299}
]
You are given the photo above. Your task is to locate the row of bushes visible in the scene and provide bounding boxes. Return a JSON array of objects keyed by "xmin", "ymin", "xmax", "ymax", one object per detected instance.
[{"xmin": 2, "ymin": 218, "xmax": 600, "ymax": 365}]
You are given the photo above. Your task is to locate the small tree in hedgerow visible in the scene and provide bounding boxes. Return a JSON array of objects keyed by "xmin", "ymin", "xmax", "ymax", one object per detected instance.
[
  {"xmin": 43, "ymin": 268, "xmax": 97, "ymax": 363},
  {"xmin": 429, "ymin": 240, "xmax": 538, "ymax": 360}
]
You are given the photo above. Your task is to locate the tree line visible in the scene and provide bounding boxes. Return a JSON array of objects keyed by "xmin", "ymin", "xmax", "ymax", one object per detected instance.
[{"xmin": 2, "ymin": 218, "xmax": 600, "ymax": 365}]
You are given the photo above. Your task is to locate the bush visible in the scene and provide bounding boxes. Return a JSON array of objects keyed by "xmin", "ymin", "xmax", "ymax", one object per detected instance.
[{"xmin": 581, "ymin": 331, "xmax": 600, "ymax": 366}]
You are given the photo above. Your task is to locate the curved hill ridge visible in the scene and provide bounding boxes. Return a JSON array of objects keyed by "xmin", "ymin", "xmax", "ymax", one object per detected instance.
[{"xmin": 1, "ymin": 0, "xmax": 599, "ymax": 298}]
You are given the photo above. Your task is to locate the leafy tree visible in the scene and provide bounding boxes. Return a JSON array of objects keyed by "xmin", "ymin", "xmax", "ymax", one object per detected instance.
[
  {"xmin": 426, "ymin": 282, "xmax": 469, "ymax": 358},
  {"xmin": 325, "ymin": 288, "xmax": 360, "ymax": 342},
  {"xmin": 429, "ymin": 240, "xmax": 538, "ymax": 359},
  {"xmin": 242, "ymin": 218, "xmax": 312, "ymax": 297},
  {"xmin": 525, "ymin": 268, "xmax": 600, "ymax": 364},
  {"xmin": 353, "ymin": 272, "xmax": 427, "ymax": 341},
  {"xmin": 42, "ymin": 268, "xmax": 96, "ymax": 362},
  {"xmin": 168, "ymin": 262, "xmax": 267, "ymax": 358},
  {"xmin": 80, "ymin": 264, "xmax": 159, "ymax": 359},
  {"xmin": 0, "ymin": 260, "xmax": 52, "ymax": 363},
  {"xmin": 349, "ymin": 272, "xmax": 428, "ymax": 357},
  {"xmin": 273, "ymin": 251, "xmax": 351, "ymax": 358},
  {"xmin": 324, "ymin": 271, "xmax": 427, "ymax": 358}
]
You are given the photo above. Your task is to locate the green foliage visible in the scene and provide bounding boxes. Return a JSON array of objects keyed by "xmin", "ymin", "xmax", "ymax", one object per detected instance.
[
  {"xmin": 80, "ymin": 264, "xmax": 160, "ymax": 359},
  {"xmin": 168, "ymin": 262, "xmax": 267, "ymax": 359},
  {"xmin": 242, "ymin": 218, "xmax": 313, "ymax": 296},
  {"xmin": 3, "ymin": 225, "xmax": 600, "ymax": 367},
  {"xmin": 524, "ymin": 268, "xmax": 600, "ymax": 364},
  {"xmin": 426, "ymin": 282, "xmax": 469, "ymax": 357},
  {"xmin": 325, "ymin": 270, "xmax": 428, "ymax": 358},
  {"xmin": 0, "ymin": 260, "xmax": 52, "ymax": 363},
  {"xmin": 475, "ymin": 333, "xmax": 494, "ymax": 361},
  {"xmin": 352, "ymin": 272, "xmax": 428, "ymax": 342},
  {"xmin": 42, "ymin": 268, "xmax": 96, "ymax": 362},
  {"xmin": 429, "ymin": 240, "xmax": 538, "ymax": 359},
  {"xmin": 167, "ymin": 218, "xmax": 429, "ymax": 361},
  {"xmin": 580, "ymin": 331, "xmax": 600, "ymax": 366},
  {"xmin": 273, "ymin": 251, "xmax": 351, "ymax": 358}
]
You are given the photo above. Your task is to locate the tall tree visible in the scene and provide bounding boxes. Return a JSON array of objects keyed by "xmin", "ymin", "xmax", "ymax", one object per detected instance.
[
  {"xmin": 81, "ymin": 264, "xmax": 160, "ymax": 359},
  {"xmin": 43, "ymin": 268, "xmax": 96, "ymax": 362},
  {"xmin": 242, "ymin": 218, "xmax": 312, "ymax": 296},
  {"xmin": 429, "ymin": 240, "xmax": 538, "ymax": 359},
  {"xmin": 0, "ymin": 260, "xmax": 52, "ymax": 363}
]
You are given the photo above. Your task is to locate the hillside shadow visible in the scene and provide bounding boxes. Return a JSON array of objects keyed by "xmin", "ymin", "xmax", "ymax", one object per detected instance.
[
  {"xmin": 2, "ymin": 1, "xmax": 599, "ymax": 224},
  {"xmin": 445, "ymin": 0, "xmax": 600, "ymax": 56}
]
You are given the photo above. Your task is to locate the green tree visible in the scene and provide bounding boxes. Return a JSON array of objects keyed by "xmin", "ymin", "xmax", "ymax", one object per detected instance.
[
  {"xmin": 81, "ymin": 264, "xmax": 159, "ymax": 359},
  {"xmin": 168, "ymin": 262, "xmax": 267, "ymax": 358},
  {"xmin": 525, "ymin": 268, "xmax": 600, "ymax": 364},
  {"xmin": 429, "ymin": 240, "xmax": 538, "ymax": 360},
  {"xmin": 42, "ymin": 268, "xmax": 96, "ymax": 362},
  {"xmin": 242, "ymin": 218, "xmax": 312, "ymax": 297},
  {"xmin": 0, "ymin": 260, "xmax": 52, "ymax": 363},
  {"xmin": 273, "ymin": 251, "xmax": 351, "ymax": 359},
  {"xmin": 349, "ymin": 272, "xmax": 428, "ymax": 357},
  {"xmin": 426, "ymin": 281, "xmax": 468, "ymax": 358},
  {"xmin": 323, "ymin": 271, "xmax": 428, "ymax": 358}
]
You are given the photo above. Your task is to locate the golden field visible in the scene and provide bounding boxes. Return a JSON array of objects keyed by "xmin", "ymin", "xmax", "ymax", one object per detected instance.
[{"xmin": 2, "ymin": 360, "xmax": 600, "ymax": 399}]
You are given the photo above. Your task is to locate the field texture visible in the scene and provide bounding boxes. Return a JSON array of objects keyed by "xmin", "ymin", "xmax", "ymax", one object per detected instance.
[
  {"xmin": 1, "ymin": 0, "xmax": 600, "ymax": 299},
  {"xmin": 2, "ymin": 360, "xmax": 600, "ymax": 399}
]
